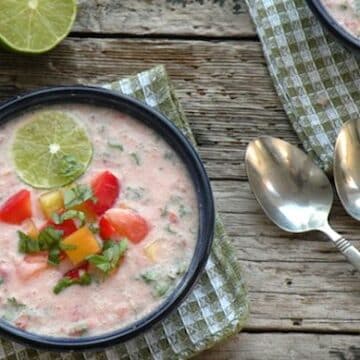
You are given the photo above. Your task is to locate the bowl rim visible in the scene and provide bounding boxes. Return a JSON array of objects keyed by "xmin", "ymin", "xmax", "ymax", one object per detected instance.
[
  {"xmin": 0, "ymin": 86, "xmax": 215, "ymax": 351},
  {"xmin": 306, "ymin": 0, "xmax": 360, "ymax": 51}
]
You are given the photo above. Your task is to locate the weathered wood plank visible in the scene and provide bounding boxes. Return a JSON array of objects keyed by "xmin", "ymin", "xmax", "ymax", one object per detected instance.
[
  {"xmin": 214, "ymin": 180, "xmax": 360, "ymax": 332},
  {"xmin": 0, "ymin": 38, "xmax": 293, "ymax": 181},
  {"xmin": 196, "ymin": 333, "xmax": 360, "ymax": 360},
  {"xmin": 75, "ymin": 0, "xmax": 255, "ymax": 37}
]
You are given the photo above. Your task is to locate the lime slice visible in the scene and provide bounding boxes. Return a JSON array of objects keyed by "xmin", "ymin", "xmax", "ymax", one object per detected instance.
[
  {"xmin": 0, "ymin": 0, "xmax": 77, "ymax": 54},
  {"xmin": 12, "ymin": 111, "xmax": 93, "ymax": 189}
]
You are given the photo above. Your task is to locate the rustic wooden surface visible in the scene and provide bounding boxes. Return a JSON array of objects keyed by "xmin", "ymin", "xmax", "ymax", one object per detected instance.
[{"xmin": 1, "ymin": 0, "xmax": 359, "ymax": 358}]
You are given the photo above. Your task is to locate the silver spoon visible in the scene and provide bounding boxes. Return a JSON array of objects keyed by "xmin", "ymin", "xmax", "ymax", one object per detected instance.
[
  {"xmin": 246, "ymin": 136, "xmax": 360, "ymax": 271},
  {"xmin": 334, "ymin": 118, "xmax": 360, "ymax": 221}
]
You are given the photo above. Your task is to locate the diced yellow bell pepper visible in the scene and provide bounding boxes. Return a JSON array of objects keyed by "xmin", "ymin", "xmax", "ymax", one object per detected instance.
[
  {"xmin": 39, "ymin": 190, "xmax": 64, "ymax": 219},
  {"xmin": 62, "ymin": 226, "xmax": 101, "ymax": 265},
  {"xmin": 24, "ymin": 219, "xmax": 39, "ymax": 239},
  {"xmin": 144, "ymin": 239, "xmax": 161, "ymax": 262}
]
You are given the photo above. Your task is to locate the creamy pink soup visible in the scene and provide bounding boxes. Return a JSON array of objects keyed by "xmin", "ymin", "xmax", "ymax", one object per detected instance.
[
  {"xmin": 0, "ymin": 104, "xmax": 198, "ymax": 337},
  {"xmin": 322, "ymin": 0, "xmax": 360, "ymax": 37}
]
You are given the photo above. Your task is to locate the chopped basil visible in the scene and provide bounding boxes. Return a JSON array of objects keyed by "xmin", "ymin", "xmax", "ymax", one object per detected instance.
[
  {"xmin": 3, "ymin": 297, "xmax": 26, "ymax": 321},
  {"xmin": 179, "ymin": 204, "xmax": 189, "ymax": 218},
  {"xmin": 64, "ymin": 184, "xmax": 96, "ymax": 209},
  {"xmin": 18, "ymin": 227, "xmax": 64, "ymax": 265},
  {"xmin": 141, "ymin": 270, "xmax": 158, "ymax": 283},
  {"xmin": 87, "ymin": 240, "xmax": 128, "ymax": 275},
  {"xmin": 6, "ymin": 297, "xmax": 25, "ymax": 310},
  {"xmin": 88, "ymin": 223, "xmax": 99, "ymax": 234},
  {"xmin": 53, "ymin": 273, "xmax": 92, "ymax": 294},
  {"xmin": 130, "ymin": 152, "xmax": 141, "ymax": 166},
  {"xmin": 164, "ymin": 224, "xmax": 177, "ymax": 234},
  {"xmin": 59, "ymin": 155, "xmax": 82, "ymax": 178},
  {"xmin": 107, "ymin": 142, "xmax": 124, "ymax": 151},
  {"xmin": 139, "ymin": 270, "xmax": 172, "ymax": 298},
  {"xmin": 154, "ymin": 281, "xmax": 171, "ymax": 297},
  {"xmin": 52, "ymin": 209, "xmax": 86, "ymax": 226},
  {"xmin": 139, "ymin": 264, "xmax": 187, "ymax": 298},
  {"xmin": 18, "ymin": 231, "xmax": 41, "ymax": 253},
  {"xmin": 124, "ymin": 186, "xmax": 145, "ymax": 201}
]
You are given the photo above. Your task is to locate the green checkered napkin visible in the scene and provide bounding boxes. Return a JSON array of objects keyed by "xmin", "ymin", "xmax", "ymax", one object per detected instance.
[
  {"xmin": 246, "ymin": 0, "xmax": 360, "ymax": 173},
  {"xmin": 0, "ymin": 66, "xmax": 249, "ymax": 359}
]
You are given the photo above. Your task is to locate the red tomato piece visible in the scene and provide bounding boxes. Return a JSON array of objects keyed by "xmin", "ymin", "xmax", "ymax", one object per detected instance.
[
  {"xmin": 105, "ymin": 208, "xmax": 149, "ymax": 244},
  {"xmin": 99, "ymin": 216, "xmax": 117, "ymax": 240},
  {"xmin": 0, "ymin": 190, "xmax": 32, "ymax": 225},
  {"xmin": 43, "ymin": 219, "xmax": 78, "ymax": 237},
  {"xmin": 168, "ymin": 212, "xmax": 179, "ymax": 224},
  {"xmin": 87, "ymin": 171, "xmax": 120, "ymax": 215},
  {"xmin": 65, "ymin": 262, "xmax": 89, "ymax": 280}
]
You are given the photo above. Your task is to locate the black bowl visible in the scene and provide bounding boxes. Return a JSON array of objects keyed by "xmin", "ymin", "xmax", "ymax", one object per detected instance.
[
  {"xmin": 306, "ymin": 0, "xmax": 360, "ymax": 52},
  {"xmin": 0, "ymin": 86, "xmax": 215, "ymax": 351}
]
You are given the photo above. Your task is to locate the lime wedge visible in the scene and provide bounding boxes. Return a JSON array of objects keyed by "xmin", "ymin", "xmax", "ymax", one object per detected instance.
[
  {"xmin": 12, "ymin": 111, "xmax": 93, "ymax": 189},
  {"xmin": 0, "ymin": 0, "xmax": 77, "ymax": 54}
]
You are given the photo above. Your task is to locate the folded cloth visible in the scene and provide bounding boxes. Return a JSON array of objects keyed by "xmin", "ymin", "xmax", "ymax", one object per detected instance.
[
  {"xmin": 246, "ymin": 0, "xmax": 360, "ymax": 173},
  {"xmin": 0, "ymin": 66, "xmax": 249, "ymax": 360}
]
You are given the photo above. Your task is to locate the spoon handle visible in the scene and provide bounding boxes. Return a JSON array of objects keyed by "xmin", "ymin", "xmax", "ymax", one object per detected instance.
[{"xmin": 321, "ymin": 224, "xmax": 360, "ymax": 272}]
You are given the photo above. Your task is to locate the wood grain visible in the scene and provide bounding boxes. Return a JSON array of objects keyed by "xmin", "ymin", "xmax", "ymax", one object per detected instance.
[
  {"xmin": 0, "ymin": 38, "xmax": 293, "ymax": 181},
  {"xmin": 75, "ymin": 0, "xmax": 256, "ymax": 37},
  {"xmin": 196, "ymin": 333, "xmax": 360, "ymax": 359}
]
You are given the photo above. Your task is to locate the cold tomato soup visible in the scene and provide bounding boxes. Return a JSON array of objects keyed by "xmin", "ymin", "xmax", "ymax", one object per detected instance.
[
  {"xmin": 322, "ymin": 0, "xmax": 360, "ymax": 37},
  {"xmin": 0, "ymin": 104, "xmax": 198, "ymax": 337}
]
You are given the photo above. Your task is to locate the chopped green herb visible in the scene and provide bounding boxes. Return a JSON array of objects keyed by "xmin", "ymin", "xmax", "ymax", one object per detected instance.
[
  {"xmin": 59, "ymin": 155, "xmax": 82, "ymax": 178},
  {"xmin": 6, "ymin": 297, "xmax": 25, "ymax": 310},
  {"xmin": 64, "ymin": 184, "xmax": 96, "ymax": 209},
  {"xmin": 164, "ymin": 224, "xmax": 177, "ymax": 234},
  {"xmin": 0, "ymin": 277, "xmax": 3, "ymax": 285},
  {"xmin": 141, "ymin": 270, "xmax": 158, "ymax": 283},
  {"xmin": 18, "ymin": 227, "xmax": 65, "ymax": 265},
  {"xmin": 130, "ymin": 152, "xmax": 141, "ymax": 166},
  {"xmin": 107, "ymin": 142, "xmax": 124, "ymax": 151},
  {"xmin": 88, "ymin": 223, "xmax": 99, "ymax": 234},
  {"xmin": 179, "ymin": 204, "xmax": 189, "ymax": 218},
  {"xmin": 18, "ymin": 231, "xmax": 41, "ymax": 253},
  {"xmin": 52, "ymin": 210, "xmax": 86, "ymax": 226},
  {"xmin": 139, "ymin": 269, "xmax": 172, "ymax": 298},
  {"xmin": 53, "ymin": 273, "xmax": 92, "ymax": 294},
  {"xmin": 87, "ymin": 240, "xmax": 128, "ymax": 275},
  {"xmin": 3, "ymin": 297, "xmax": 26, "ymax": 321},
  {"xmin": 154, "ymin": 281, "xmax": 171, "ymax": 297},
  {"xmin": 124, "ymin": 187, "xmax": 145, "ymax": 201}
]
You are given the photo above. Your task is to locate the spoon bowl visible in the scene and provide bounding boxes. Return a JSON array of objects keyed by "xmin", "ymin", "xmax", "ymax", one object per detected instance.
[
  {"xmin": 246, "ymin": 136, "xmax": 333, "ymax": 233},
  {"xmin": 334, "ymin": 119, "xmax": 360, "ymax": 221},
  {"xmin": 246, "ymin": 136, "xmax": 360, "ymax": 272}
]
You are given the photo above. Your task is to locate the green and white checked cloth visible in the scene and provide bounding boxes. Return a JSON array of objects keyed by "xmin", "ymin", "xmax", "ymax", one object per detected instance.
[
  {"xmin": 0, "ymin": 66, "xmax": 249, "ymax": 360},
  {"xmin": 246, "ymin": 0, "xmax": 360, "ymax": 173}
]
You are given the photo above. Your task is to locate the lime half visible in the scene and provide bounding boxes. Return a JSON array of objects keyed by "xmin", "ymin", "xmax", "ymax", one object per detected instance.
[
  {"xmin": 12, "ymin": 111, "xmax": 93, "ymax": 189},
  {"xmin": 0, "ymin": 0, "xmax": 77, "ymax": 54}
]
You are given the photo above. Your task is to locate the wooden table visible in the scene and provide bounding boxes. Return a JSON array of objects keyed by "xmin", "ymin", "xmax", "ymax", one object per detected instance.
[{"xmin": 1, "ymin": 1, "xmax": 359, "ymax": 358}]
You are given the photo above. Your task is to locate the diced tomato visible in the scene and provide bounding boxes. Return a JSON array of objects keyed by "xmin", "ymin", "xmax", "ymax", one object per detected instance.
[
  {"xmin": 0, "ymin": 190, "xmax": 32, "ymax": 225},
  {"xmin": 43, "ymin": 219, "xmax": 78, "ymax": 237},
  {"xmin": 64, "ymin": 262, "xmax": 89, "ymax": 280},
  {"xmin": 99, "ymin": 216, "xmax": 117, "ymax": 240},
  {"xmin": 105, "ymin": 208, "xmax": 149, "ymax": 243},
  {"xmin": 87, "ymin": 171, "xmax": 120, "ymax": 215},
  {"xmin": 168, "ymin": 212, "xmax": 178, "ymax": 224}
]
